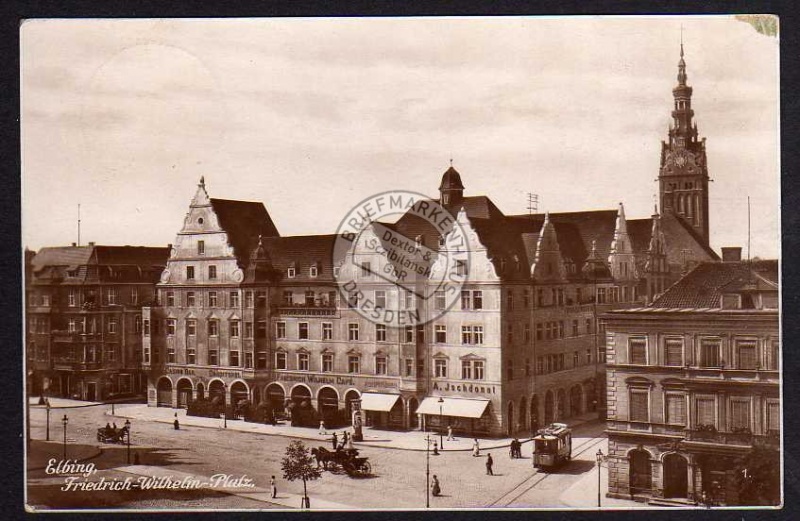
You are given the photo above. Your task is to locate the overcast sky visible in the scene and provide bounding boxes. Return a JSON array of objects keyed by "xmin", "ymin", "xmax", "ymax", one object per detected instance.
[{"xmin": 21, "ymin": 16, "xmax": 779, "ymax": 258}]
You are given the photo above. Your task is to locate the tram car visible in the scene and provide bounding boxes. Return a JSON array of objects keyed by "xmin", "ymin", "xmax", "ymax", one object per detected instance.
[{"xmin": 532, "ymin": 423, "xmax": 572, "ymax": 470}]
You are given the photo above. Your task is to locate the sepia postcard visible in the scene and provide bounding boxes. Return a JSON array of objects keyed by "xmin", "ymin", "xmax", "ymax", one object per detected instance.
[{"xmin": 21, "ymin": 15, "xmax": 781, "ymax": 512}]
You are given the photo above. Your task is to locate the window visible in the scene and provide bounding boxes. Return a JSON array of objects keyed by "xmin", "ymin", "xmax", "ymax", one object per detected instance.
[
  {"xmin": 558, "ymin": 321, "xmax": 564, "ymax": 338},
  {"xmin": 730, "ymin": 398, "xmax": 751, "ymax": 431},
  {"xmin": 665, "ymin": 393, "xmax": 686, "ymax": 425},
  {"xmin": 404, "ymin": 326, "xmax": 414, "ymax": 343},
  {"xmin": 695, "ymin": 396, "xmax": 716, "ymax": 428},
  {"xmin": 586, "ymin": 318, "xmax": 593, "ymax": 334},
  {"xmin": 299, "ymin": 322, "xmax": 309, "ymax": 340},
  {"xmin": 435, "ymin": 290, "xmax": 446, "ymax": 310},
  {"xmin": 462, "ymin": 326, "xmax": 473, "ymax": 345},
  {"xmin": 537, "ymin": 356, "xmax": 544, "ymax": 374},
  {"xmin": 700, "ymin": 338, "xmax": 721, "ymax": 367},
  {"xmin": 230, "ymin": 350, "xmax": 240, "ymax": 367},
  {"xmin": 376, "ymin": 324, "xmax": 387, "ymax": 342},
  {"xmin": 186, "ymin": 266, "xmax": 195, "ymax": 280},
  {"xmin": 573, "ymin": 351, "xmax": 579, "ymax": 367},
  {"xmin": 208, "ymin": 265, "xmax": 217, "ymax": 279},
  {"xmin": 586, "ymin": 348, "xmax": 592, "ymax": 365},
  {"xmin": 376, "ymin": 356, "xmax": 387, "ymax": 375},
  {"xmin": 256, "ymin": 321, "xmax": 267, "ymax": 338},
  {"xmin": 208, "ymin": 291, "xmax": 218, "ymax": 307},
  {"xmin": 298, "ymin": 352, "xmax": 309, "ymax": 371},
  {"xmin": 333, "ymin": 266, "xmax": 340, "ymax": 278},
  {"xmin": 322, "ymin": 322, "xmax": 332, "ymax": 340},
  {"xmin": 322, "ymin": 353, "xmax": 333, "ymax": 372},
  {"xmin": 768, "ymin": 340, "xmax": 779, "ymax": 370},
  {"xmin": 167, "ymin": 345, "xmax": 175, "ymax": 363},
  {"xmin": 404, "ymin": 358, "xmax": 414, "ymax": 377},
  {"xmin": 461, "ymin": 290, "xmax": 483, "ymax": 310},
  {"xmin": 767, "ymin": 401, "xmax": 780, "ymax": 433},
  {"xmin": 474, "ymin": 325, "xmax": 484, "ymax": 345},
  {"xmin": 244, "ymin": 322, "xmax": 253, "ymax": 338},
  {"xmin": 736, "ymin": 340, "xmax": 758, "ymax": 370},
  {"xmin": 275, "ymin": 352, "xmax": 287, "ymax": 370},
  {"xmin": 474, "ymin": 360, "xmax": 484, "ymax": 380},
  {"xmin": 435, "ymin": 358, "xmax": 448, "ymax": 378},
  {"xmin": 134, "ymin": 315, "xmax": 142, "ymax": 334},
  {"xmin": 348, "ymin": 355, "xmax": 360, "ymax": 373},
  {"xmin": 435, "ymin": 325, "xmax": 447, "ymax": 343},
  {"xmin": 537, "ymin": 288, "xmax": 545, "ymax": 307},
  {"xmin": 187, "ymin": 347, "xmax": 196, "ymax": 365},
  {"xmin": 665, "ymin": 338, "xmax": 684, "ymax": 366},
  {"xmin": 375, "ymin": 290, "xmax": 386, "ymax": 309},
  {"xmin": 166, "ymin": 319, "xmax": 176, "ymax": 336},
  {"xmin": 506, "ymin": 290, "xmax": 514, "ymax": 311},
  {"xmin": 348, "ymin": 323, "xmax": 359, "ymax": 341},
  {"xmin": 197, "ymin": 240, "xmax": 204, "ymax": 255},
  {"xmin": 524, "ymin": 323, "xmax": 531, "ymax": 343},
  {"xmin": 310, "ymin": 265, "xmax": 318, "ymax": 278},
  {"xmin": 629, "ymin": 337, "xmax": 647, "ymax": 365},
  {"xmin": 107, "ymin": 288, "xmax": 117, "ymax": 305},
  {"xmin": 208, "ymin": 348, "xmax": 218, "ymax": 365},
  {"xmin": 361, "ymin": 262, "xmax": 371, "ymax": 277},
  {"xmin": 208, "ymin": 319, "xmax": 219, "ymax": 336},
  {"xmin": 276, "ymin": 322, "xmax": 286, "ymax": 339},
  {"xmin": 629, "ymin": 389, "xmax": 649, "ymax": 423},
  {"xmin": 507, "ymin": 359, "xmax": 514, "ymax": 380},
  {"xmin": 166, "ymin": 291, "xmax": 175, "ymax": 307},
  {"xmin": 230, "ymin": 320, "xmax": 240, "ymax": 338},
  {"xmin": 461, "ymin": 359, "xmax": 472, "ymax": 379},
  {"xmin": 536, "ymin": 323, "xmax": 543, "ymax": 341},
  {"xmin": 283, "ymin": 291, "xmax": 293, "ymax": 305},
  {"xmin": 68, "ymin": 289, "xmax": 77, "ymax": 307},
  {"xmin": 597, "ymin": 287, "xmax": 606, "ymax": 304},
  {"xmin": 130, "ymin": 288, "xmax": 138, "ymax": 305},
  {"xmin": 143, "ymin": 319, "xmax": 150, "ymax": 336},
  {"xmin": 186, "ymin": 319, "xmax": 197, "ymax": 336},
  {"xmin": 108, "ymin": 317, "xmax": 117, "ymax": 334},
  {"xmin": 455, "ymin": 260, "xmax": 467, "ymax": 276},
  {"xmin": 230, "ymin": 291, "xmax": 239, "ymax": 307},
  {"xmin": 526, "ymin": 358, "xmax": 531, "ymax": 376},
  {"xmin": 187, "ymin": 291, "xmax": 196, "ymax": 307},
  {"xmin": 403, "ymin": 290, "xmax": 414, "ymax": 309},
  {"xmin": 287, "ymin": 267, "xmax": 296, "ymax": 278},
  {"xmin": 245, "ymin": 353, "xmax": 253, "ymax": 369},
  {"xmin": 304, "ymin": 290, "xmax": 315, "ymax": 306},
  {"xmin": 572, "ymin": 320, "xmax": 579, "ymax": 337},
  {"xmin": 256, "ymin": 291, "xmax": 267, "ymax": 308},
  {"xmin": 245, "ymin": 291, "xmax": 254, "ymax": 308}
]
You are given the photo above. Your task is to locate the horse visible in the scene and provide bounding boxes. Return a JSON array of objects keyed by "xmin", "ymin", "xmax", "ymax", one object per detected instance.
[{"xmin": 311, "ymin": 447, "xmax": 337, "ymax": 470}]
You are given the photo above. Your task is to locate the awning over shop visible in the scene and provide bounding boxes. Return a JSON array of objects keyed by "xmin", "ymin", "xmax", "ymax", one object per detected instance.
[
  {"xmin": 360, "ymin": 392, "xmax": 402, "ymax": 412},
  {"xmin": 416, "ymin": 397, "xmax": 490, "ymax": 419}
]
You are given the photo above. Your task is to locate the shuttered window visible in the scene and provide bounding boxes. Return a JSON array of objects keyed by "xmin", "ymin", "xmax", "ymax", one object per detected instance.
[
  {"xmin": 737, "ymin": 340, "xmax": 757, "ymax": 370},
  {"xmin": 629, "ymin": 390, "xmax": 649, "ymax": 423},
  {"xmin": 767, "ymin": 402, "xmax": 780, "ymax": 433},
  {"xmin": 665, "ymin": 338, "xmax": 683, "ymax": 366},
  {"xmin": 629, "ymin": 337, "xmax": 647, "ymax": 365},
  {"xmin": 695, "ymin": 397, "xmax": 716, "ymax": 428},
  {"xmin": 700, "ymin": 338, "xmax": 721, "ymax": 367},
  {"xmin": 730, "ymin": 399, "xmax": 750, "ymax": 430},
  {"xmin": 665, "ymin": 393, "xmax": 686, "ymax": 425}
]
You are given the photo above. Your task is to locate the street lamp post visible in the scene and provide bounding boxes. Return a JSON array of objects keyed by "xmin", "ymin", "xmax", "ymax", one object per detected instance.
[
  {"xmin": 61, "ymin": 415, "xmax": 68, "ymax": 460},
  {"xmin": 45, "ymin": 400, "xmax": 51, "ymax": 441},
  {"xmin": 125, "ymin": 419, "xmax": 132, "ymax": 464},
  {"xmin": 223, "ymin": 383, "xmax": 228, "ymax": 429},
  {"xmin": 438, "ymin": 397, "xmax": 444, "ymax": 450},
  {"xmin": 596, "ymin": 448, "xmax": 604, "ymax": 508},
  {"xmin": 425, "ymin": 434, "xmax": 431, "ymax": 509}
]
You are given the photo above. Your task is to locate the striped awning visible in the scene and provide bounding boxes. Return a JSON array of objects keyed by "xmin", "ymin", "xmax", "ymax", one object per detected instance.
[{"xmin": 416, "ymin": 397, "xmax": 490, "ymax": 419}]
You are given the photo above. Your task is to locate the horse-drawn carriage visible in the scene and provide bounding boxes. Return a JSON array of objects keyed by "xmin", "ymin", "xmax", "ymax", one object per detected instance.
[
  {"xmin": 312, "ymin": 447, "xmax": 372, "ymax": 477},
  {"xmin": 97, "ymin": 425, "xmax": 129, "ymax": 444}
]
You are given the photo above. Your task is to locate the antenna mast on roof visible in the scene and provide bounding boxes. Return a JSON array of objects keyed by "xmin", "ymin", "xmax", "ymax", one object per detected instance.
[
  {"xmin": 526, "ymin": 193, "xmax": 539, "ymax": 217},
  {"xmin": 747, "ymin": 195, "xmax": 751, "ymax": 264},
  {"xmin": 77, "ymin": 203, "xmax": 81, "ymax": 247}
]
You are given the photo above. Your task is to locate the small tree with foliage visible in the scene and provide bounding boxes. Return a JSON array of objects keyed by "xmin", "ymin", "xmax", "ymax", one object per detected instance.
[
  {"xmin": 281, "ymin": 440, "xmax": 322, "ymax": 508},
  {"xmin": 734, "ymin": 445, "xmax": 780, "ymax": 505}
]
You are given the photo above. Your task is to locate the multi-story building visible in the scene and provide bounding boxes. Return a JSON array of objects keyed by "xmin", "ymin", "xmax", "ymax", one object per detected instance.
[
  {"xmin": 26, "ymin": 243, "xmax": 169, "ymax": 401},
  {"xmin": 603, "ymin": 250, "xmax": 780, "ymax": 505}
]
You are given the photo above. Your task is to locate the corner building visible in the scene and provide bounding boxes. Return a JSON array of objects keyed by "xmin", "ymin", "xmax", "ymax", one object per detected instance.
[{"xmin": 144, "ymin": 158, "xmax": 714, "ymax": 436}]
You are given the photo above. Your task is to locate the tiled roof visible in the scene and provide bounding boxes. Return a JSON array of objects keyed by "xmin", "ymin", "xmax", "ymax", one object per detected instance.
[
  {"xmin": 31, "ymin": 246, "xmax": 93, "ymax": 271},
  {"xmin": 30, "ymin": 245, "xmax": 169, "ymax": 285},
  {"xmin": 210, "ymin": 198, "xmax": 280, "ymax": 263},
  {"xmin": 652, "ymin": 260, "xmax": 778, "ymax": 308},
  {"xmin": 660, "ymin": 213, "xmax": 720, "ymax": 261},
  {"xmin": 262, "ymin": 234, "xmax": 340, "ymax": 282}
]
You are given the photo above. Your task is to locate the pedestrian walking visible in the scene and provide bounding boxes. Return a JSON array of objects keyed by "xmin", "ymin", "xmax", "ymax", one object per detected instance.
[
  {"xmin": 486, "ymin": 453, "xmax": 494, "ymax": 475},
  {"xmin": 431, "ymin": 475, "xmax": 441, "ymax": 497},
  {"xmin": 514, "ymin": 438, "xmax": 522, "ymax": 458},
  {"xmin": 270, "ymin": 475, "xmax": 277, "ymax": 498},
  {"xmin": 173, "ymin": 412, "xmax": 180, "ymax": 430},
  {"xmin": 319, "ymin": 420, "xmax": 326, "ymax": 435},
  {"xmin": 472, "ymin": 438, "xmax": 480, "ymax": 457},
  {"xmin": 341, "ymin": 431, "xmax": 349, "ymax": 449},
  {"xmin": 331, "ymin": 432, "xmax": 338, "ymax": 450},
  {"xmin": 346, "ymin": 434, "xmax": 354, "ymax": 451},
  {"xmin": 447, "ymin": 425, "xmax": 454, "ymax": 441}
]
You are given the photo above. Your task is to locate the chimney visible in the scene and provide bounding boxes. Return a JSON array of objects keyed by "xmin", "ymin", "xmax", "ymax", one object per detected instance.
[
  {"xmin": 71, "ymin": 242, "xmax": 77, "ymax": 247},
  {"xmin": 88, "ymin": 241, "xmax": 95, "ymax": 247},
  {"xmin": 721, "ymin": 247, "xmax": 742, "ymax": 262}
]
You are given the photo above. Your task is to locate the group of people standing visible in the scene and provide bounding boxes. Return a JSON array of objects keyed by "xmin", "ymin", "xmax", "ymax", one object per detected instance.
[{"xmin": 330, "ymin": 430, "xmax": 354, "ymax": 451}]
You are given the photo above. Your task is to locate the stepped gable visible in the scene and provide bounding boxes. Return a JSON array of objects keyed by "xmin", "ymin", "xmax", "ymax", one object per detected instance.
[
  {"xmin": 261, "ymin": 234, "xmax": 339, "ymax": 282},
  {"xmin": 209, "ymin": 198, "xmax": 280, "ymax": 264},
  {"xmin": 652, "ymin": 260, "xmax": 778, "ymax": 309}
]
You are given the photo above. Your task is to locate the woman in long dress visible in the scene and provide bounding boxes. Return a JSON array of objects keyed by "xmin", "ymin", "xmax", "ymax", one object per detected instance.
[
  {"xmin": 431, "ymin": 475, "xmax": 441, "ymax": 497},
  {"xmin": 472, "ymin": 439, "xmax": 480, "ymax": 457}
]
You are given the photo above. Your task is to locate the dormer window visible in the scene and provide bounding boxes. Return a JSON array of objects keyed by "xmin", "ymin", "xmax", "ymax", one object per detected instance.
[
  {"xmin": 309, "ymin": 265, "xmax": 318, "ymax": 278},
  {"xmin": 287, "ymin": 267, "xmax": 296, "ymax": 278}
]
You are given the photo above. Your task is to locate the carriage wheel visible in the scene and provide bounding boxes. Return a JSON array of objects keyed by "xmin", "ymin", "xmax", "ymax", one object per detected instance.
[
  {"xmin": 343, "ymin": 462, "xmax": 356, "ymax": 476},
  {"xmin": 360, "ymin": 461, "xmax": 372, "ymax": 475}
]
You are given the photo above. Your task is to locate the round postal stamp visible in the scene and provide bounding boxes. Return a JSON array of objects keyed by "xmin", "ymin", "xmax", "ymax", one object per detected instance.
[{"xmin": 333, "ymin": 190, "xmax": 470, "ymax": 328}]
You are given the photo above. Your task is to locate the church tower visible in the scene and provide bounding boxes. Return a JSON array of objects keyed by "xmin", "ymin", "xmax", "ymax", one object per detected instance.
[{"xmin": 658, "ymin": 42, "xmax": 710, "ymax": 245}]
